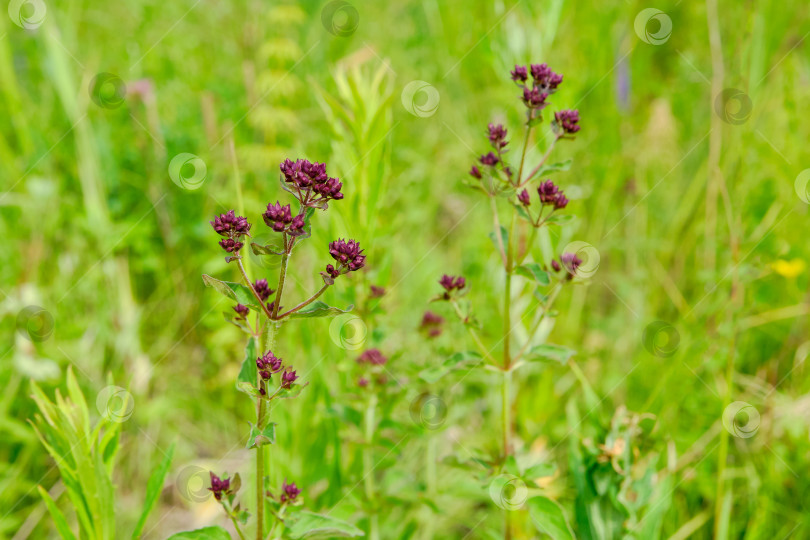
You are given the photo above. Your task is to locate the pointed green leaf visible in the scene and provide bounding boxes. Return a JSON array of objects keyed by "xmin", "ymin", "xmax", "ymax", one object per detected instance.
[
  {"xmin": 236, "ymin": 382, "xmax": 260, "ymax": 397},
  {"xmin": 515, "ymin": 263, "xmax": 551, "ymax": 286},
  {"xmin": 545, "ymin": 214, "xmax": 575, "ymax": 225},
  {"xmin": 528, "ymin": 496, "xmax": 575, "ymax": 540},
  {"xmin": 536, "ymin": 159, "xmax": 572, "ymax": 176},
  {"xmin": 419, "ymin": 351, "xmax": 482, "ymax": 383},
  {"xmin": 288, "ymin": 301, "xmax": 353, "ymax": 319},
  {"xmin": 37, "ymin": 486, "xmax": 77, "ymax": 540},
  {"xmin": 275, "ymin": 382, "xmax": 307, "ymax": 399},
  {"xmin": 525, "ymin": 344, "xmax": 576, "ymax": 365},
  {"xmin": 132, "ymin": 443, "xmax": 175, "ymax": 539},
  {"xmin": 488, "ymin": 225, "xmax": 508, "ymax": 252},
  {"xmin": 202, "ymin": 274, "xmax": 261, "ymax": 310},
  {"xmin": 237, "ymin": 337, "xmax": 258, "ymax": 388},
  {"xmin": 286, "ymin": 511, "xmax": 364, "ymax": 538},
  {"xmin": 247, "ymin": 422, "xmax": 276, "ymax": 449}
]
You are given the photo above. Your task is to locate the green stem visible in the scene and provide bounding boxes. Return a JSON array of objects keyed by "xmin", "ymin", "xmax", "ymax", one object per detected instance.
[
  {"xmin": 450, "ymin": 300, "xmax": 496, "ymax": 364},
  {"xmin": 516, "ymin": 111, "xmax": 535, "ymax": 184},
  {"xmin": 237, "ymin": 257, "xmax": 275, "ymax": 320},
  {"xmin": 364, "ymin": 394, "xmax": 379, "ymax": 540},
  {"xmin": 272, "ymin": 234, "xmax": 290, "ymax": 318},
  {"xmin": 502, "ymin": 211, "xmax": 517, "ymax": 540},
  {"xmin": 256, "ymin": 323, "xmax": 278, "ymax": 540},
  {"xmin": 277, "ymin": 284, "xmax": 331, "ymax": 319},
  {"xmin": 520, "ymin": 136, "xmax": 559, "ymax": 186},
  {"xmin": 230, "ymin": 516, "xmax": 248, "ymax": 540}
]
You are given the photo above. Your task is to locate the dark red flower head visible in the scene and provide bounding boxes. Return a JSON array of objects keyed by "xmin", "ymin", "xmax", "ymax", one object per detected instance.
[
  {"xmin": 537, "ymin": 179, "xmax": 560, "ymax": 205},
  {"xmin": 419, "ymin": 310, "xmax": 445, "ymax": 338},
  {"xmin": 233, "ymin": 304, "xmax": 250, "ymax": 318},
  {"xmin": 253, "ymin": 279, "xmax": 275, "ymax": 302},
  {"xmin": 328, "ymin": 239, "xmax": 366, "ymax": 274},
  {"xmin": 553, "ymin": 192, "xmax": 569, "ymax": 209},
  {"xmin": 487, "ymin": 123, "xmax": 509, "ymax": 150},
  {"xmin": 517, "ymin": 189, "xmax": 531, "ymax": 206},
  {"xmin": 262, "ymin": 201, "xmax": 305, "ymax": 235},
  {"xmin": 280, "ymin": 159, "xmax": 343, "ymax": 207},
  {"xmin": 208, "ymin": 472, "xmax": 231, "ymax": 500},
  {"xmin": 281, "ymin": 370, "xmax": 298, "ymax": 389},
  {"xmin": 561, "ymin": 252, "xmax": 583, "ymax": 278},
  {"xmin": 530, "ymin": 63, "xmax": 563, "ymax": 92},
  {"xmin": 522, "ymin": 87, "xmax": 548, "ymax": 110},
  {"xmin": 211, "ymin": 210, "xmax": 251, "ymax": 238},
  {"xmin": 480, "ymin": 152, "xmax": 500, "ymax": 166},
  {"xmin": 280, "ymin": 479, "xmax": 301, "ymax": 503},
  {"xmin": 357, "ymin": 348, "xmax": 388, "ymax": 366},
  {"xmin": 554, "ymin": 109, "xmax": 580, "ymax": 135},
  {"xmin": 469, "ymin": 165, "xmax": 483, "ymax": 179},
  {"xmin": 510, "ymin": 65, "xmax": 528, "ymax": 83},
  {"xmin": 370, "ymin": 285, "xmax": 386, "ymax": 298},
  {"xmin": 439, "ymin": 274, "xmax": 466, "ymax": 293},
  {"xmin": 219, "ymin": 238, "xmax": 243, "ymax": 253},
  {"xmin": 257, "ymin": 350, "xmax": 283, "ymax": 380}
]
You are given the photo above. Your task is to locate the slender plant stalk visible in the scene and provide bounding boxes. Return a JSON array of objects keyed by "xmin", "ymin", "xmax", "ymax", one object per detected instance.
[
  {"xmin": 364, "ymin": 394, "xmax": 379, "ymax": 540},
  {"xmin": 278, "ymin": 284, "xmax": 331, "ymax": 319},
  {"xmin": 230, "ymin": 515, "xmax": 248, "ymax": 540},
  {"xmin": 273, "ymin": 234, "xmax": 290, "ymax": 318}
]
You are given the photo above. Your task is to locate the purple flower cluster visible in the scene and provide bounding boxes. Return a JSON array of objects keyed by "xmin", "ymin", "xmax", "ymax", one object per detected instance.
[
  {"xmin": 488, "ymin": 123, "xmax": 508, "ymax": 150},
  {"xmin": 419, "ymin": 310, "xmax": 445, "ymax": 338},
  {"xmin": 280, "ymin": 159, "xmax": 344, "ymax": 208},
  {"xmin": 233, "ymin": 304, "xmax": 250, "ymax": 319},
  {"xmin": 325, "ymin": 239, "xmax": 366, "ymax": 279},
  {"xmin": 537, "ymin": 179, "xmax": 569, "ymax": 210},
  {"xmin": 210, "ymin": 210, "xmax": 251, "ymax": 253},
  {"xmin": 280, "ymin": 480, "xmax": 301, "ymax": 503},
  {"xmin": 263, "ymin": 202, "xmax": 305, "ymax": 235},
  {"xmin": 551, "ymin": 252, "xmax": 582, "ymax": 280},
  {"xmin": 253, "ymin": 279, "xmax": 275, "ymax": 302},
  {"xmin": 281, "ymin": 370, "xmax": 298, "ymax": 389},
  {"xmin": 256, "ymin": 350, "xmax": 283, "ymax": 381},
  {"xmin": 554, "ymin": 109, "xmax": 580, "ymax": 135},
  {"xmin": 439, "ymin": 274, "xmax": 466, "ymax": 293},
  {"xmin": 479, "ymin": 152, "xmax": 500, "ymax": 166},
  {"xmin": 357, "ymin": 348, "xmax": 388, "ymax": 366},
  {"xmin": 208, "ymin": 472, "xmax": 232, "ymax": 501}
]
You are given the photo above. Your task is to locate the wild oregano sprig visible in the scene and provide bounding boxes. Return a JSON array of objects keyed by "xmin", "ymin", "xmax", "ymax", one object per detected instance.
[
  {"xmin": 199, "ymin": 158, "xmax": 364, "ymax": 540},
  {"xmin": 435, "ymin": 62, "xmax": 586, "ymax": 538}
]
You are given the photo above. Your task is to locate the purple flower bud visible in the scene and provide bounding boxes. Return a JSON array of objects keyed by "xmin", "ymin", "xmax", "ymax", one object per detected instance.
[
  {"xmin": 370, "ymin": 285, "xmax": 386, "ymax": 298},
  {"xmin": 280, "ymin": 479, "xmax": 301, "ymax": 503},
  {"xmin": 487, "ymin": 123, "xmax": 509, "ymax": 150},
  {"xmin": 233, "ymin": 304, "xmax": 250, "ymax": 318},
  {"xmin": 419, "ymin": 310, "xmax": 444, "ymax": 338},
  {"xmin": 561, "ymin": 252, "xmax": 583, "ymax": 278},
  {"xmin": 218, "ymin": 238, "xmax": 244, "ymax": 253},
  {"xmin": 554, "ymin": 109, "xmax": 580, "ymax": 135},
  {"xmin": 208, "ymin": 472, "xmax": 232, "ymax": 500},
  {"xmin": 517, "ymin": 189, "xmax": 531, "ymax": 206},
  {"xmin": 253, "ymin": 279, "xmax": 275, "ymax": 302},
  {"xmin": 537, "ymin": 179, "xmax": 560, "ymax": 205},
  {"xmin": 358, "ymin": 377, "xmax": 369, "ymax": 387},
  {"xmin": 325, "ymin": 264, "xmax": 340, "ymax": 278},
  {"xmin": 210, "ymin": 210, "xmax": 251, "ymax": 238},
  {"xmin": 439, "ymin": 274, "xmax": 466, "ymax": 294},
  {"xmin": 553, "ymin": 192, "xmax": 569, "ymax": 209},
  {"xmin": 469, "ymin": 165, "xmax": 482, "ymax": 179},
  {"xmin": 521, "ymin": 87, "xmax": 548, "ymax": 110},
  {"xmin": 510, "ymin": 65, "xmax": 528, "ymax": 83},
  {"xmin": 281, "ymin": 370, "xmax": 298, "ymax": 389},
  {"xmin": 551, "ymin": 259, "xmax": 561, "ymax": 272},
  {"xmin": 357, "ymin": 348, "xmax": 388, "ymax": 366},
  {"xmin": 280, "ymin": 159, "xmax": 343, "ymax": 206},
  {"xmin": 480, "ymin": 152, "xmax": 500, "ymax": 166},
  {"xmin": 257, "ymin": 351, "xmax": 283, "ymax": 380},
  {"xmin": 530, "ymin": 63, "xmax": 563, "ymax": 92},
  {"xmin": 328, "ymin": 239, "xmax": 366, "ymax": 274}
]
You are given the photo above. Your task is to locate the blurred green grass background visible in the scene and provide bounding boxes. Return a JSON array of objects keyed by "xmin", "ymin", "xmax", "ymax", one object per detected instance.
[{"xmin": 1, "ymin": 0, "xmax": 809, "ymax": 538}]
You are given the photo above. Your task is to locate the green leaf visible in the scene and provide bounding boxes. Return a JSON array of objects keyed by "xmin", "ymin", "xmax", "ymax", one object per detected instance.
[
  {"xmin": 275, "ymin": 382, "xmax": 308, "ymax": 399},
  {"xmin": 202, "ymin": 274, "xmax": 260, "ymax": 311},
  {"xmin": 524, "ymin": 462, "xmax": 557, "ymax": 479},
  {"xmin": 288, "ymin": 301, "xmax": 353, "ymax": 319},
  {"xmin": 419, "ymin": 351, "xmax": 482, "ymax": 383},
  {"xmin": 515, "ymin": 263, "xmax": 551, "ymax": 286},
  {"xmin": 286, "ymin": 511, "xmax": 364, "ymax": 538},
  {"xmin": 132, "ymin": 443, "xmax": 175, "ymax": 538},
  {"xmin": 166, "ymin": 526, "xmax": 232, "ymax": 540},
  {"xmin": 525, "ymin": 344, "xmax": 576, "ymax": 365},
  {"xmin": 545, "ymin": 214, "xmax": 575, "ymax": 225},
  {"xmin": 236, "ymin": 382, "xmax": 260, "ymax": 397},
  {"xmin": 37, "ymin": 486, "xmax": 77, "ymax": 540},
  {"xmin": 527, "ymin": 496, "xmax": 575, "ymax": 540},
  {"xmin": 247, "ymin": 422, "xmax": 276, "ymax": 449},
  {"xmin": 535, "ymin": 159, "xmax": 572, "ymax": 176},
  {"xmin": 237, "ymin": 337, "xmax": 258, "ymax": 389}
]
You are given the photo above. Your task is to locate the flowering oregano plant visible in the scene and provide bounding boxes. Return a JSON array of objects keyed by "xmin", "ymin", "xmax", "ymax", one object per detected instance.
[
  {"xmin": 195, "ymin": 158, "xmax": 364, "ymax": 540},
  {"xmin": 432, "ymin": 62, "xmax": 585, "ymax": 537}
]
